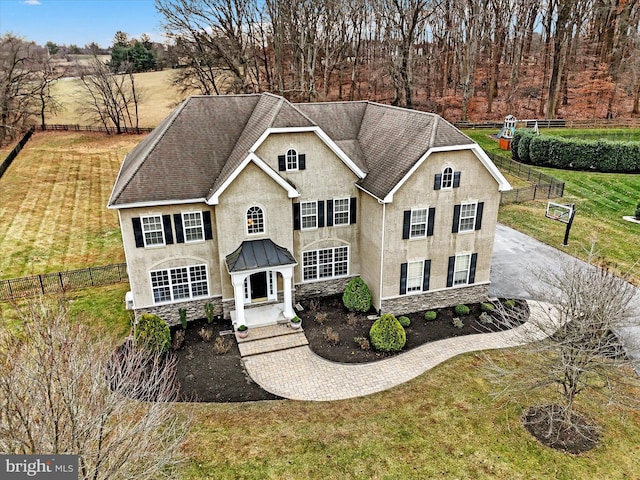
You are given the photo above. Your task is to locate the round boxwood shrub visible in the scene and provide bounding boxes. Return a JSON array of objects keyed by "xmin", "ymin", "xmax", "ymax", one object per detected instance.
[
  {"xmin": 398, "ymin": 316, "xmax": 411, "ymax": 327},
  {"xmin": 503, "ymin": 299, "xmax": 516, "ymax": 309},
  {"xmin": 424, "ymin": 311, "xmax": 437, "ymax": 321},
  {"xmin": 481, "ymin": 302, "xmax": 495, "ymax": 312},
  {"xmin": 134, "ymin": 313, "xmax": 171, "ymax": 354},
  {"xmin": 455, "ymin": 304, "xmax": 470, "ymax": 316},
  {"xmin": 342, "ymin": 277, "xmax": 372, "ymax": 313},
  {"xmin": 369, "ymin": 314, "xmax": 406, "ymax": 352}
]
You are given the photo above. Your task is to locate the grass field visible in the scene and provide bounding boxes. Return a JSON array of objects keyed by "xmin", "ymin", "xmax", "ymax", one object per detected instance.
[
  {"xmin": 49, "ymin": 69, "xmax": 188, "ymax": 127},
  {"xmin": 0, "ymin": 131, "xmax": 144, "ymax": 278}
]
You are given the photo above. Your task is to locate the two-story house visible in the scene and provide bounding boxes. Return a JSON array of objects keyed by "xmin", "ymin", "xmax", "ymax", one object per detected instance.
[{"xmin": 108, "ymin": 93, "xmax": 511, "ymax": 329}]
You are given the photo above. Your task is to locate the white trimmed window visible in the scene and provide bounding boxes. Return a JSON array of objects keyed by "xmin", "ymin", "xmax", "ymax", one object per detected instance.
[
  {"xmin": 301, "ymin": 201, "xmax": 317, "ymax": 230},
  {"xmin": 410, "ymin": 208, "xmax": 428, "ymax": 238},
  {"xmin": 150, "ymin": 264, "xmax": 209, "ymax": 304},
  {"xmin": 182, "ymin": 212, "xmax": 204, "ymax": 242},
  {"xmin": 247, "ymin": 206, "xmax": 265, "ymax": 235},
  {"xmin": 334, "ymin": 198, "xmax": 350, "ymax": 225},
  {"xmin": 453, "ymin": 254, "xmax": 471, "ymax": 285},
  {"xmin": 142, "ymin": 215, "xmax": 164, "ymax": 246},
  {"xmin": 406, "ymin": 261, "xmax": 424, "ymax": 292},
  {"xmin": 459, "ymin": 202, "xmax": 477, "ymax": 232},
  {"xmin": 302, "ymin": 246, "xmax": 349, "ymax": 281},
  {"xmin": 441, "ymin": 167, "xmax": 453, "ymax": 189},
  {"xmin": 286, "ymin": 148, "xmax": 298, "ymax": 170}
]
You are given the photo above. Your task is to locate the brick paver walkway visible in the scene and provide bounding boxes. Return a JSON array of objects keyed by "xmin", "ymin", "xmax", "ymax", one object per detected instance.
[{"xmin": 243, "ymin": 301, "xmax": 556, "ymax": 401}]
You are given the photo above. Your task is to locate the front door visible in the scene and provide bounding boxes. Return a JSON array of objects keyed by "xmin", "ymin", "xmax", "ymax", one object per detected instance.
[{"xmin": 243, "ymin": 271, "xmax": 277, "ymax": 304}]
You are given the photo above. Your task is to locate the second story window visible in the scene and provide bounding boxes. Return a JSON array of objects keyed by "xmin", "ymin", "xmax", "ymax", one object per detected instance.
[
  {"xmin": 182, "ymin": 212, "xmax": 204, "ymax": 242},
  {"xmin": 247, "ymin": 206, "xmax": 265, "ymax": 234},
  {"xmin": 142, "ymin": 215, "xmax": 164, "ymax": 246},
  {"xmin": 301, "ymin": 201, "xmax": 317, "ymax": 230},
  {"xmin": 459, "ymin": 202, "xmax": 477, "ymax": 232},
  {"xmin": 441, "ymin": 167, "xmax": 453, "ymax": 189}
]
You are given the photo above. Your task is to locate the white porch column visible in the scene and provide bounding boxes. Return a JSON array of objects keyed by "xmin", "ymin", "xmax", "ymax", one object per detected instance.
[
  {"xmin": 231, "ymin": 273, "xmax": 247, "ymax": 327},
  {"xmin": 281, "ymin": 267, "xmax": 295, "ymax": 319}
]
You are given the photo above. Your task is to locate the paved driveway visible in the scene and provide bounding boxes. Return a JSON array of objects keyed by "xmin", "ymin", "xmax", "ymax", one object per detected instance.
[{"xmin": 490, "ymin": 224, "xmax": 640, "ymax": 371}]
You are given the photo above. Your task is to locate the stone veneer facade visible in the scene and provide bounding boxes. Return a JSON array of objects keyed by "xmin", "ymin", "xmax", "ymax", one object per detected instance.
[
  {"xmin": 134, "ymin": 296, "xmax": 223, "ymax": 327},
  {"xmin": 380, "ymin": 283, "xmax": 490, "ymax": 316}
]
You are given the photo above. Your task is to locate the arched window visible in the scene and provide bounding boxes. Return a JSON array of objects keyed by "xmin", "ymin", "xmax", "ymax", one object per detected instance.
[
  {"xmin": 247, "ymin": 206, "xmax": 264, "ymax": 234},
  {"xmin": 441, "ymin": 167, "xmax": 453, "ymax": 189},
  {"xmin": 286, "ymin": 149, "xmax": 298, "ymax": 170}
]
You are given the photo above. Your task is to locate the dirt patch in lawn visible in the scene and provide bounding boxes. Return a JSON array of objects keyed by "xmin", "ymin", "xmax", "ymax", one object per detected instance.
[{"xmin": 170, "ymin": 296, "xmax": 527, "ymax": 402}]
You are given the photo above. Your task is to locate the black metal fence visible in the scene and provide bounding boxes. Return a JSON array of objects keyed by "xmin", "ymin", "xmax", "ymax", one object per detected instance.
[
  {"xmin": 0, "ymin": 263, "xmax": 129, "ymax": 301},
  {"xmin": 455, "ymin": 118, "xmax": 640, "ymax": 129},
  {"xmin": 40, "ymin": 124, "xmax": 153, "ymax": 134},
  {"xmin": 488, "ymin": 152, "xmax": 565, "ymax": 205},
  {"xmin": 0, "ymin": 127, "xmax": 35, "ymax": 180}
]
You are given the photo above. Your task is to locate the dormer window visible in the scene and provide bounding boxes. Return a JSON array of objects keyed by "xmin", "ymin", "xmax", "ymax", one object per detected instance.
[
  {"xmin": 247, "ymin": 206, "xmax": 265, "ymax": 235},
  {"xmin": 278, "ymin": 150, "xmax": 306, "ymax": 171}
]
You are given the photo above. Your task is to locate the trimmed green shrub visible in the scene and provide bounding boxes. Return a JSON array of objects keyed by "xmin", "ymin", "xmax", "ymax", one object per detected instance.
[
  {"xmin": 342, "ymin": 277, "xmax": 372, "ymax": 312},
  {"xmin": 517, "ymin": 130, "xmax": 536, "ymax": 164},
  {"xmin": 369, "ymin": 314, "xmax": 406, "ymax": 352},
  {"xmin": 134, "ymin": 313, "xmax": 171, "ymax": 354},
  {"xmin": 178, "ymin": 308, "xmax": 187, "ymax": 329},
  {"xmin": 511, "ymin": 128, "xmax": 533, "ymax": 161},
  {"xmin": 635, "ymin": 201, "xmax": 640, "ymax": 221},
  {"xmin": 204, "ymin": 303, "xmax": 215, "ymax": 324},
  {"xmin": 503, "ymin": 299, "xmax": 516, "ymax": 309},
  {"xmin": 424, "ymin": 311, "xmax": 437, "ymax": 321},
  {"xmin": 455, "ymin": 304, "xmax": 470, "ymax": 316},
  {"xmin": 398, "ymin": 316, "xmax": 411, "ymax": 327},
  {"xmin": 481, "ymin": 302, "xmax": 495, "ymax": 312}
]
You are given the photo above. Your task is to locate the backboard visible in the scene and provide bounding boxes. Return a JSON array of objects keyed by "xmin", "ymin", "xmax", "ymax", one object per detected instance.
[{"xmin": 545, "ymin": 201, "xmax": 574, "ymax": 224}]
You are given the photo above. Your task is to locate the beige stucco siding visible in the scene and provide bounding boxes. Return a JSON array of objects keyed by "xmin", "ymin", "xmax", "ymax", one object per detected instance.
[
  {"xmin": 119, "ymin": 204, "xmax": 219, "ymax": 309},
  {"xmin": 256, "ymin": 131, "xmax": 362, "ymax": 285},
  {"xmin": 215, "ymin": 161, "xmax": 294, "ymax": 299},
  {"xmin": 358, "ymin": 192, "xmax": 384, "ymax": 310},
  {"xmin": 380, "ymin": 149, "xmax": 501, "ymax": 299}
]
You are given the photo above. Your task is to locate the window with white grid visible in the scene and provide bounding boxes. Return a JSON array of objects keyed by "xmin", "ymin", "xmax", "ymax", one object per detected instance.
[
  {"xmin": 302, "ymin": 246, "xmax": 349, "ymax": 281},
  {"xmin": 407, "ymin": 261, "xmax": 423, "ymax": 292},
  {"xmin": 410, "ymin": 208, "xmax": 427, "ymax": 238},
  {"xmin": 286, "ymin": 148, "xmax": 298, "ymax": 170},
  {"xmin": 246, "ymin": 206, "xmax": 264, "ymax": 235},
  {"xmin": 301, "ymin": 201, "xmax": 317, "ymax": 230},
  {"xmin": 441, "ymin": 167, "xmax": 453, "ymax": 189},
  {"xmin": 150, "ymin": 264, "xmax": 209, "ymax": 304},
  {"xmin": 459, "ymin": 202, "xmax": 477, "ymax": 232},
  {"xmin": 453, "ymin": 254, "xmax": 471, "ymax": 285},
  {"xmin": 142, "ymin": 215, "xmax": 164, "ymax": 246},
  {"xmin": 182, "ymin": 212, "xmax": 204, "ymax": 242},
  {"xmin": 334, "ymin": 198, "xmax": 350, "ymax": 225}
]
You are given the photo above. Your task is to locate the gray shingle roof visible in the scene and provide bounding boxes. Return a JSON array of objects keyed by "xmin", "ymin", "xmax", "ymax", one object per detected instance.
[{"xmin": 108, "ymin": 94, "xmax": 476, "ymax": 207}]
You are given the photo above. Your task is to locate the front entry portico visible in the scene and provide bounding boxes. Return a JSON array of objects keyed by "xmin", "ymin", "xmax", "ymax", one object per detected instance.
[{"xmin": 226, "ymin": 239, "xmax": 298, "ymax": 328}]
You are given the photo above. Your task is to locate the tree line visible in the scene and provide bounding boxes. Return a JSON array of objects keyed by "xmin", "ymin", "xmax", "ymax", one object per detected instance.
[{"xmin": 156, "ymin": 0, "xmax": 640, "ymax": 119}]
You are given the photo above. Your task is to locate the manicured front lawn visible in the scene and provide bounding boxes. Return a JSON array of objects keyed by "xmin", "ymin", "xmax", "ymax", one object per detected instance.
[{"xmin": 178, "ymin": 351, "xmax": 640, "ymax": 479}]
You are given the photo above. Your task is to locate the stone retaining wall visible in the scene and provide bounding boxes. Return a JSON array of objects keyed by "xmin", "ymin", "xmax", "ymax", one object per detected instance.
[
  {"xmin": 135, "ymin": 296, "xmax": 223, "ymax": 326},
  {"xmin": 294, "ymin": 276, "xmax": 354, "ymax": 302}
]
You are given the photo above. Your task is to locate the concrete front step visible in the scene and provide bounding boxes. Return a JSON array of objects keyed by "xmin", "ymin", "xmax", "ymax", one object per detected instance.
[{"xmin": 237, "ymin": 325, "xmax": 309, "ymax": 357}]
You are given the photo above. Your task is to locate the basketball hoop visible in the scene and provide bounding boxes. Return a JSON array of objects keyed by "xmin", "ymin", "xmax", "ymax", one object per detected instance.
[{"xmin": 545, "ymin": 201, "xmax": 576, "ymax": 246}]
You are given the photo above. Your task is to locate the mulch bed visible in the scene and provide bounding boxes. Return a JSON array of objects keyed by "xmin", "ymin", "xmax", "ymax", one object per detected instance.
[
  {"xmin": 168, "ymin": 296, "xmax": 527, "ymax": 402},
  {"xmin": 523, "ymin": 404, "xmax": 600, "ymax": 454}
]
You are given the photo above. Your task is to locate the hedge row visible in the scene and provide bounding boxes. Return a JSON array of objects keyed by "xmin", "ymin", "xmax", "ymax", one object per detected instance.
[{"xmin": 511, "ymin": 129, "xmax": 640, "ymax": 172}]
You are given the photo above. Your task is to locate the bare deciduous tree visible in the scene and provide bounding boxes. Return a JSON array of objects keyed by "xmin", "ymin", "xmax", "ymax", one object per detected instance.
[
  {"xmin": 77, "ymin": 57, "xmax": 143, "ymax": 133},
  {"xmin": 0, "ymin": 299, "xmax": 189, "ymax": 479},
  {"xmin": 486, "ymin": 255, "xmax": 640, "ymax": 450}
]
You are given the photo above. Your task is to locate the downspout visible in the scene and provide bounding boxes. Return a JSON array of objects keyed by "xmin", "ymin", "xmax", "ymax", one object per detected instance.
[{"xmin": 378, "ymin": 200, "xmax": 386, "ymax": 314}]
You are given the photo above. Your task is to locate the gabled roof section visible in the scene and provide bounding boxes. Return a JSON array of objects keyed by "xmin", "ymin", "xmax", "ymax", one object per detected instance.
[{"xmin": 225, "ymin": 239, "xmax": 297, "ymax": 272}]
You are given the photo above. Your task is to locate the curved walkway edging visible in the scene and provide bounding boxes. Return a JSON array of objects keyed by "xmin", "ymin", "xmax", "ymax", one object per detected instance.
[{"xmin": 243, "ymin": 301, "xmax": 555, "ymax": 401}]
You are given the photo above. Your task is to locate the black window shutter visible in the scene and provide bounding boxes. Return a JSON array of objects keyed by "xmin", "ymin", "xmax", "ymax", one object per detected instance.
[
  {"xmin": 299, "ymin": 153, "xmax": 306, "ymax": 170},
  {"xmin": 422, "ymin": 260, "xmax": 431, "ymax": 291},
  {"xmin": 453, "ymin": 171, "xmax": 461, "ymax": 188},
  {"xmin": 350, "ymin": 197, "xmax": 357, "ymax": 224},
  {"xmin": 427, "ymin": 207, "xmax": 435, "ymax": 236},
  {"xmin": 400, "ymin": 262, "xmax": 408, "ymax": 295},
  {"xmin": 278, "ymin": 155, "xmax": 285, "ymax": 171},
  {"xmin": 326, "ymin": 200, "xmax": 333, "ymax": 227},
  {"xmin": 446, "ymin": 256, "xmax": 455, "ymax": 287},
  {"xmin": 434, "ymin": 173, "xmax": 442, "ymax": 190},
  {"xmin": 469, "ymin": 253, "xmax": 478, "ymax": 283},
  {"xmin": 132, "ymin": 217, "xmax": 144, "ymax": 248},
  {"xmin": 174, "ymin": 214, "xmax": 184, "ymax": 243},
  {"xmin": 474, "ymin": 202, "xmax": 484, "ymax": 230},
  {"xmin": 452, "ymin": 205, "xmax": 461, "ymax": 233},
  {"xmin": 317, "ymin": 200, "xmax": 324, "ymax": 227},
  {"xmin": 293, "ymin": 203, "xmax": 301, "ymax": 230},
  {"xmin": 203, "ymin": 210, "xmax": 213, "ymax": 240},
  {"xmin": 402, "ymin": 210, "xmax": 411, "ymax": 239},
  {"xmin": 162, "ymin": 215, "xmax": 173, "ymax": 244}
]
